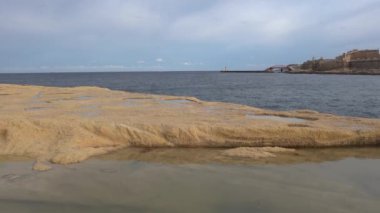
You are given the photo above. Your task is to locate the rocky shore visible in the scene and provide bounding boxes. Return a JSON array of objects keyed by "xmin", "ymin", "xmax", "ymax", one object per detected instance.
[
  {"xmin": 1, "ymin": 84, "xmax": 380, "ymax": 170},
  {"xmin": 286, "ymin": 69, "xmax": 380, "ymax": 75}
]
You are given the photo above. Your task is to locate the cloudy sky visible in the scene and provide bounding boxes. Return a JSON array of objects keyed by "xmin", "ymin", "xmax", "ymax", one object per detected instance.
[{"xmin": 0, "ymin": 0, "xmax": 379, "ymax": 72}]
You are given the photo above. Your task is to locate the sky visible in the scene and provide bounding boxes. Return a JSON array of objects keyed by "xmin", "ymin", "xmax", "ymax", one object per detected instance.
[{"xmin": 0, "ymin": 0, "xmax": 380, "ymax": 72}]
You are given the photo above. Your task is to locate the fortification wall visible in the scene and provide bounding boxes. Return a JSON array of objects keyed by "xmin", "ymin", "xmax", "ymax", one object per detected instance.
[
  {"xmin": 300, "ymin": 59, "xmax": 343, "ymax": 71},
  {"xmin": 295, "ymin": 49, "xmax": 380, "ymax": 73},
  {"xmin": 344, "ymin": 50, "xmax": 380, "ymax": 62},
  {"xmin": 317, "ymin": 60, "xmax": 343, "ymax": 71},
  {"xmin": 349, "ymin": 60, "xmax": 380, "ymax": 69}
]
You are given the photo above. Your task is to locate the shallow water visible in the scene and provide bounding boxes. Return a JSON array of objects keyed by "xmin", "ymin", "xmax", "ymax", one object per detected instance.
[
  {"xmin": 0, "ymin": 156, "xmax": 380, "ymax": 213},
  {"xmin": 1, "ymin": 148, "xmax": 380, "ymax": 213},
  {"xmin": 97, "ymin": 147, "xmax": 380, "ymax": 165}
]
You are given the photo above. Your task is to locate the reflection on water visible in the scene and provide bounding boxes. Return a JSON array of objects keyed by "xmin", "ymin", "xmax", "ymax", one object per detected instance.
[
  {"xmin": 97, "ymin": 147, "xmax": 380, "ymax": 165},
  {"xmin": 1, "ymin": 148, "xmax": 380, "ymax": 213}
]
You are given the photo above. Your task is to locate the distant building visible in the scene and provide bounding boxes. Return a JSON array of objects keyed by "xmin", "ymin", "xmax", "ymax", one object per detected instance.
[
  {"xmin": 343, "ymin": 49, "xmax": 380, "ymax": 63},
  {"xmin": 342, "ymin": 49, "xmax": 380, "ymax": 70},
  {"xmin": 300, "ymin": 49, "xmax": 380, "ymax": 71}
]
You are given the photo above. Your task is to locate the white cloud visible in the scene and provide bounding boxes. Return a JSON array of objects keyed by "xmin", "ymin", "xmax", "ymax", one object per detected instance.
[
  {"xmin": 137, "ymin": 60, "xmax": 145, "ymax": 64},
  {"xmin": 183, "ymin": 61, "xmax": 204, "ymax": 66},
  {"xmin": 155, "ymin": 58, "xmax": 163, "ymax": 63}
]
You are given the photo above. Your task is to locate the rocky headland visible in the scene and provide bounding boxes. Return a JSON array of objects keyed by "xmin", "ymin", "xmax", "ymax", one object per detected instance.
[
  {"xmin": 0, "ymin": 84, "xmax": 380, "ymax": 170},
  {"xmin": 286, "ymin": 49, "xmax": 380, "ymax": 75}
]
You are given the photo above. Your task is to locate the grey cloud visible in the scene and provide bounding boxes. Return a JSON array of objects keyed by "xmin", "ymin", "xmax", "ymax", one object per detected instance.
[{"xmin": 0, "ymin": 0, "xmax": 379, "ymax": 72}]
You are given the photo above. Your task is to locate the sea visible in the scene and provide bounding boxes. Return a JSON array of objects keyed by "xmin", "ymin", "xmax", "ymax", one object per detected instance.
[
  {"xmin": 0, "ymin": 71, "xmax": 380, "ymax": 213},
  {"xmin": 0, "ymin": 71, "xmax": 379, "ymax": 118}
]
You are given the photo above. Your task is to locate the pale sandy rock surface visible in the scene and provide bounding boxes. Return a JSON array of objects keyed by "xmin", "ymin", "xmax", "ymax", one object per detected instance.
[
  {"xmin": 0, "ymin": 84, "xmax": 380, "ymax": 167},
  {"xmin": 32, "ymin": 161, "xmax": 52, "ymax": 171},
  {"xmin": 223, "ymin": 147, "xmax": 296, "ymax": 159}
]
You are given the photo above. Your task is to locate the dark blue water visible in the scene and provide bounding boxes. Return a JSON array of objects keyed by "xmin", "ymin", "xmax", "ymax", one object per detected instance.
[{"xmin": 0, "ymin": 72, "xmax": 379, "ymax": 118}]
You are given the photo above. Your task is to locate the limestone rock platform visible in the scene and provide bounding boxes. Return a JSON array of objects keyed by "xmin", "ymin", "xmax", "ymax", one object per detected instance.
[{"xmin": 0, "ymin": 84, "xmax": 379, "ymax": 169}]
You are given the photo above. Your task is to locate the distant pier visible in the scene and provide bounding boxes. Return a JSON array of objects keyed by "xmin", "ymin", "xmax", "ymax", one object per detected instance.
[{"xmin": 220, "ymin": 70, "xmax": 268, "ymax": 73}]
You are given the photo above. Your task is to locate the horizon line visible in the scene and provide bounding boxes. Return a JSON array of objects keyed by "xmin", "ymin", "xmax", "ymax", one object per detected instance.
[{"xmin": 0, "ymin": 70, "xmax": 266, "ymax": 74}]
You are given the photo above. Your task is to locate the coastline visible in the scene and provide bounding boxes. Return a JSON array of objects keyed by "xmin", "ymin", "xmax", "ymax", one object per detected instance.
[
  {"xmin": 219, "ymin": 70, "xmax": 380, "ymax": 75},
  {"xmin": 1, "ymin": 83, "xmax": 380, "ymax": 170},
  {"xmin": 286, "ymin": 70, "xmax": 380, "ymax": 75}
]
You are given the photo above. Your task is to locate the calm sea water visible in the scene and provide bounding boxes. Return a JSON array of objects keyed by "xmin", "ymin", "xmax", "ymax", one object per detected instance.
[{"xmin": 1, "ymin": 71, "xmax": 379, "ymax": 118}]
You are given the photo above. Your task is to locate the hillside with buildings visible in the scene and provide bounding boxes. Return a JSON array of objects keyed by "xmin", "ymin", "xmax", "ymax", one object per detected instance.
[{"xmin": 288, "ymin": 49, "xmax": 380, "ymax": 74}]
